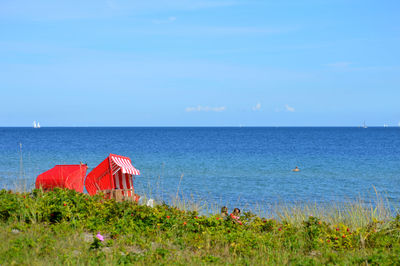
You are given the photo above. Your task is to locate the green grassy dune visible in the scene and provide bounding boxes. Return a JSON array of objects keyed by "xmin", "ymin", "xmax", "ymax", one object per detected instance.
[{"xmin": 1, "ymin": 188, "xmax": 399, "ymax": 265}]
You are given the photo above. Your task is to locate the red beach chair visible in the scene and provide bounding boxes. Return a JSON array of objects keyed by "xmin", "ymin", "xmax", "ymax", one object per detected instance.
[
  {"xmin": 35, "ymin": 163, "xmax": 88, "ymax": 193},
  {"xmin": 84, "ymin": 154, "xmax": 140, "ymax": 202}
]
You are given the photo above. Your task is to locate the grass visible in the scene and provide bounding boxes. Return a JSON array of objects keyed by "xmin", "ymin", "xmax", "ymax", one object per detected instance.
[
  {"xmin": 274, "ymin": 190, "xmax": 394, "ymax": 229},
  {"xmin": 1, "ymin": 188, "xmax": 400, "ymax": 265}
]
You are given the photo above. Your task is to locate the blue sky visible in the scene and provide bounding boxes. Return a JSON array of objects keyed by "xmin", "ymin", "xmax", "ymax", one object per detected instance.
[{"xmin": 1, "ymin": 0, "xmax": 399, "ymax": 126}]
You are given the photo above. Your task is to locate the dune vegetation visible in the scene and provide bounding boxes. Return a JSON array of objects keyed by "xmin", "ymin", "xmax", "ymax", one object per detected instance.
[{"xmin": 1, "ymin": 188, "xmax": 399, "ymax": 265}]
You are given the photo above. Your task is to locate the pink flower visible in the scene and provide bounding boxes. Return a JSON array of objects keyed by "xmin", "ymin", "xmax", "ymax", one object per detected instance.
[
  {"xmin": 167, "ymin": 216, "xmax": 170, "ymax": 219},
  {"xmin": 63, "ymin": 203, "xmax": 66, "ymax": 206},
  {"xmin": 96, "ymin": 233, "xmax": 104, "ymax": 242},
  {"xmin": 183, "ymin": 222, "xmax": 187, "ymax": 225}
]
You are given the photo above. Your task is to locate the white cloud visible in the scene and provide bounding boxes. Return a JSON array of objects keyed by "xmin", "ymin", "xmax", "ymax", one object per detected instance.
[
  {"xmin": 325, "ymin": 62, "xmax": 352, "ymax": 68},
  {"xmin": 182, "ymin": 26, "xmax": 297, "ymax": 36},
  {"xmin": 0, "ymin": 1, "xmax": 239, "ymax": 21},
  {"xmin": 152, "ymin": 16, "xmax": 177, "ymax": 24},
  {"xmin": 185, "ymin": 1, "xmax": 238, "ymax": 9},
  {"xmin": 252, "ymin": 102, "xmax": 261, "ymax": 111},
  {"xmin": 106, "ymin": 0, "xmax": 117, "ymax": 9},
  {"xmin": 324, "ymin": 62, "xmax": 400, "ymax": 72},
  {"xmin": 185, "ymin": 105, "xmax": 226, "ymax": 112},
  {"xmin": 285, "ymin": 104, "xmax": 295, "ymax": 112},
  {"xmin": 125, "ymin": 25, "xmax": 296, "ymax": 38},
  {"xmin": 275, "ymin": 105, "xmax": 295, "ymax": 112}
]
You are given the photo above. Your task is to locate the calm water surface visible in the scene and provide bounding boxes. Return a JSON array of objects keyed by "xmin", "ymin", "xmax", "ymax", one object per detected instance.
[{"xmin": 1, "ymin": 127, "xmax": 399, "ymax": 211}]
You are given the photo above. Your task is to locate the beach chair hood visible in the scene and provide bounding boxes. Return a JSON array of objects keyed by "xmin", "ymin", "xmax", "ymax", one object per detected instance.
[
  {"xmin": 84, "ymin": 154, "xmax": 140, "ymax": 196},
  {"xmin": 35, "ymin": 164, "xmax": 88, "ymax": 193}
]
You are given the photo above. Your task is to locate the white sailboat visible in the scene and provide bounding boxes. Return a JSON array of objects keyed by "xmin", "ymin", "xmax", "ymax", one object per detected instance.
[
  {"xmin": 33, "ymin": 121, "xmax": 41, "ymax": 128},
  {"xmin": 363, "ymin": 121, "xmax": 367, "ymax": 128},
  {"xmin": 384, "ymin": 123, "xmax": 388, "ymax": 128}
]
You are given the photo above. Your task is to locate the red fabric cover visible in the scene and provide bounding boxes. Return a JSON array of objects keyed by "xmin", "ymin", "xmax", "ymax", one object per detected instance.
[
  {"xmin": 35, "ymin": 164, "xmax": 88, "ymax": 193},
  {"xmin": 84, "ymin": 156, "xmax": 113, "ymax": 195}
]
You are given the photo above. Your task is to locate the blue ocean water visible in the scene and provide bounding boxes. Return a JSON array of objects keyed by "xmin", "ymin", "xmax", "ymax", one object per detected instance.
[{"xmin": 1, "ymin": 127, "xmax": 400, "ymax": 211}]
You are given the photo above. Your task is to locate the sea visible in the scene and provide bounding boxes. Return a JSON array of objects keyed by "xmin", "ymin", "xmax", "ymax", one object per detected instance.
[{"xmin": 1, "ymin": 127, "xmax": 400, "ymax": 213}]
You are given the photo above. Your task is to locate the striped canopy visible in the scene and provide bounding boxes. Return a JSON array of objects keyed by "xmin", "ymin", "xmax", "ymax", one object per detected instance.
[{"xmin": 110, "ymin": 155, "xmax": 140, "ymax": 176}]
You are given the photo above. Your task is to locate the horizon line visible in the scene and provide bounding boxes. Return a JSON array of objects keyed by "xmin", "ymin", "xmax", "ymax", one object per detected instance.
[{"xmin": 1, "ymin": 125, "xmax": 399, "ymax": 128}]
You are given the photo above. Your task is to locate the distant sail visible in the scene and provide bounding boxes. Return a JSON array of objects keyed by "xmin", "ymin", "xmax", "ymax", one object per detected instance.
[
  {"xmin": 33, "ymin": 121, "xmax": 37, "ymax": 128},
  {"xmin": 37, "ymin": 122, "xmax": 41, "ymax": 128}
]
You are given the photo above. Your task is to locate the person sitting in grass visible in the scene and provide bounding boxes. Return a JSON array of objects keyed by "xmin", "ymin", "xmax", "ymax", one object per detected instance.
[
  {"xmin": 221, "ymin": 206, "xmax": 228, "ymax": 219},
  {"xmin": 230, "ymin": 208, "xmax": 242, "ymax": 225}
]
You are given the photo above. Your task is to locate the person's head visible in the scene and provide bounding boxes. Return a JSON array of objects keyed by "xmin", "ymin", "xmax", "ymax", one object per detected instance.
[
  {"xmin": 221, "ymin": 206, "xmax": 228, "ymax": 214},
  {"xmin": 233, "ymin": 208, "xmax": 240, "ymax": 215}
]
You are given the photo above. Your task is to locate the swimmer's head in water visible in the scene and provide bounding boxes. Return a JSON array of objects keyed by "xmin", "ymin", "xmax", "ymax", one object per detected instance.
[{"xmin": 292, "ymin": 166, "xmax": 300, "ymax": 171}]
